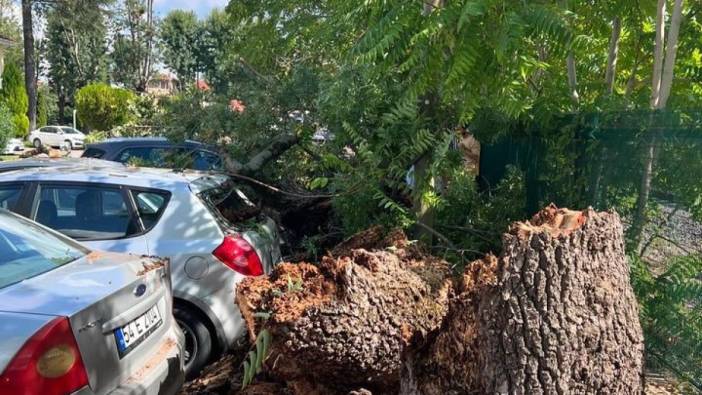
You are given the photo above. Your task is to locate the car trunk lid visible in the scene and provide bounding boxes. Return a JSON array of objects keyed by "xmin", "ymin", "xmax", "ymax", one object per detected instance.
[{"xmin": 0, "ymin": 252, "xmax": 174, "ymax": 394}]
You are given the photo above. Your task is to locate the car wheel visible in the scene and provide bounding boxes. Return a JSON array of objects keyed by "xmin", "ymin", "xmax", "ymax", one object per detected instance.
[
  {"xmin": 174, "ymin": 306, "xmax": 213, "ymax": 380},
  {"xmin": 64, "ymin": 140, "xmax": 73, "ymax": 151},
  {"xmin": 33, "ymin": 138, "xmax": 41, "ymax": 149}
]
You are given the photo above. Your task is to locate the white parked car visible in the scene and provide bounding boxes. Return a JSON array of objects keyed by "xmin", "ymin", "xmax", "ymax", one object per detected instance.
[
  {"xmin": 2, "ymin": 138, "xmax": 23, "ymax": 155},
  {"xmin": 0, "ymin": 164, "xmax": 283, "ymax": 378},
  {"xmin": 28, "ymin": 126, "xmax": 85, "ymax": 150}
]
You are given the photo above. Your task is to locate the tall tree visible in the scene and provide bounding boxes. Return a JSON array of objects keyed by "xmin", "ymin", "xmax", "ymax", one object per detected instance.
[
  {"xmin": 160, "ymin": 10, "xmax": 200, "ymax": 86},
  {"xmin": 0, "ymin": 0, "xmax": 22, "ymax": 69},
  {"xmin": 111, "ymin": 0, "xmax": 157, "ymax": 92},
  {"xmin": 198, "ymin": 9, "xmax": 234, "ymax": 90},
  {"xmin": 20, "ymin": 0, "xmax": 36, "ymax": 131},
  {"xmin": 44, "ymin": 0, "xmax": 111, "ymax": 122}
]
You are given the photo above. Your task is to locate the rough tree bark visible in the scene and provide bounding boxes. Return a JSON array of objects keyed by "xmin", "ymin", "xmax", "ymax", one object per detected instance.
[{"xmin": 236, "ymin": 206, "xmax": 644, "ymax": 394}]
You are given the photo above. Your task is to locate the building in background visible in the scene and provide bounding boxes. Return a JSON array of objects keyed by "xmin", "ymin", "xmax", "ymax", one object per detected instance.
[{"xmin": 146, "ymin": 72, "xmax": 179, "ymax": 96}]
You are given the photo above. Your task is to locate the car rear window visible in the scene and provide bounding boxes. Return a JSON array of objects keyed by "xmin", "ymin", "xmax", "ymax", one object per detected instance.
[
  {"xmin": 198, "ymin": 180, "xmax": 260, "ymax": 230},
  {"xmin": 82, "ymin": 148, "xmax": 106, "ymax": 158},
  {"xmin": 0, "ymin": 211, "xmax": 85, "ymax": 289},
  {"xmin": 131, "ymin": 190, "xmax": 170, "ymax": 231}
]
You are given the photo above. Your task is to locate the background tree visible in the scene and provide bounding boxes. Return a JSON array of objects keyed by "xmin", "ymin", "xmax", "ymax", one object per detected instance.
[
  {"xmin": 111, "ymin": 0, "xmax": 157, "ymax": 92},
  {"xmin": 36, "ymin": 84, "xmax": 56, "ymax": 127},
  {"xmin": 197, "ymin": 9, "xmax": 234, "ymax": 90},
  {"xmin": 44, "ymin": 0, "xmax": 111, "ymax": 122},
  {"xmin": 160, "ymin": 10, "xmax": 200, "ymax": 86},
  {"xmin": 1, "ymin": 63, "xmax": 28, "ymax": 137},
  {"xmin": 0, "ymin": 0, "xmax": 23, "ymax": 69}
]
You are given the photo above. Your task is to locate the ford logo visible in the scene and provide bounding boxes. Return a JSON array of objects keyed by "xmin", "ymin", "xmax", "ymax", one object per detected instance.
[{"xmin": 134, "ymin": 284, "xmax": 147, "ymax": 297}]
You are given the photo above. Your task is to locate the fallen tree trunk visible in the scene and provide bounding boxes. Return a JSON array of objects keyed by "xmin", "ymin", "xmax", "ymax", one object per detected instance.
[
  {"xmin": 237, "ymin": 228, "xmax": 453, "ymax": 393},
  {"xmin": 236, "ymin": 206, "xmax": 644, "ymax": 394}
]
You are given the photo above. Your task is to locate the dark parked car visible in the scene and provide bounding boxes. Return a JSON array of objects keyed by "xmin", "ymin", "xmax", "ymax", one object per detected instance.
[{"xmin": 82, "ymin": 137, "xmax": 224, "ymax": 171}]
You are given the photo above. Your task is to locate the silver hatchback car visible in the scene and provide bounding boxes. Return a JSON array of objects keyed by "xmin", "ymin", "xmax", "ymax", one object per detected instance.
[
  {"xmin": 0, "ymin": 164, "xmax": 283, "ymax": 378},
  {"xmin": 0, "ymin": 209, "xmax": 184, "ymax": 394}
]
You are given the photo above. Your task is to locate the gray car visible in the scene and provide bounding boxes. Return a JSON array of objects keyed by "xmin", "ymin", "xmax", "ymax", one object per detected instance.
[
  {"xmin": 0, "ymin": 209, "xmax": 185, "ymax": 394},
  {"xmin": 0, "ymin": 164, "xmax": 283, "ymax": 379}
]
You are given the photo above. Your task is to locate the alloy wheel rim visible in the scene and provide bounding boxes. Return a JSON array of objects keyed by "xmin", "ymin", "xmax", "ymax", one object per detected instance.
[{"xmin": 176, "ymin": 318, "xmax": 198, "ymax": 371}]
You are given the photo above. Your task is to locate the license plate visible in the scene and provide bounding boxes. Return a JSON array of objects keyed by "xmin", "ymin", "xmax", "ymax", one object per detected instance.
[{"xmin": 114, "ymin": 305, "xmax": 162, "ymax": 358}]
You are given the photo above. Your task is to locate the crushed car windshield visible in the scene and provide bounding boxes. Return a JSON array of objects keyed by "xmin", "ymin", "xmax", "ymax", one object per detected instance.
[{"xmin": 0, "ymin": 210, "xmax": 85, "ymax": 289}]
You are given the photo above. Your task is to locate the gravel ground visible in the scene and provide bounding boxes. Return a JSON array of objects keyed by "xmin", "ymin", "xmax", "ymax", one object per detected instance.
[{"xmin": 637, "ymin": 201, "xmax": 702, "ymax": 269}]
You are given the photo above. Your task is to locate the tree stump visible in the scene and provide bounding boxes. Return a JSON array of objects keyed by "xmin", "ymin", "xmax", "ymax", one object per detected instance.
[
  {"xmin": 236, "ymin": 207, "xmax": 644, "ymax": 394},
  {"xmin": 403, "ymin": 206, "xmax": 644, "ymax": 394}
]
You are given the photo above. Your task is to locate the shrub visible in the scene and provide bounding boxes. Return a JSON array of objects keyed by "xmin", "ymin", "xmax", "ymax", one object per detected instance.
[
  {"xmin": 10, "ymin": 113, "xmax": 29, "ymax": 138},
  {"xmin": 0, "ymin": 64, "xmax": 29, "ymax": 137},
  {"xmin": 83, "ymin": 130, "xmax": 108, "ymax": 144},
  {"xmin": 75, "ymin": 83, "xmax": 135, "ymax": 132},
  {"xmin": 0, "ymin": 104, "xmax": 14, "ymax": 149}
]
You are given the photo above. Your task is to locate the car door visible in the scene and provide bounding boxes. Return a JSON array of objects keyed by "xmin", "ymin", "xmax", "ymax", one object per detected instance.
[
  {"xmin": 29, "ymin": 182, "xmax": 150, "ymax": 255},
  {"xmin": 43, "ymin": 127, "xmax": 59, "ymax": 146}
]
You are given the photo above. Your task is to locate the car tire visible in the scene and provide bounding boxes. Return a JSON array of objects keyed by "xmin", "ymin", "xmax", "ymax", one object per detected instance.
[
  {"xmin": 64, "ymin": 140, "xmax": 73, "ymax": 151},
  {"xmin": 174, "ymin": 306, "xmax": 213, "ymax": 380},
  {"xmin": 33, "ymin": 138, "xmax": 41, "ymax": 149}
]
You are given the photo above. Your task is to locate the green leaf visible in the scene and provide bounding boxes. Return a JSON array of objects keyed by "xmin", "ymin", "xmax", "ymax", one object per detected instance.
[{"xmin": 242, "ymin": 360, "xmax": 251, "ymax": 389}]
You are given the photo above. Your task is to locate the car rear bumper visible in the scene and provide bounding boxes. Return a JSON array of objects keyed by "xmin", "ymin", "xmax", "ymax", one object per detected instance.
[{"xmin": 72, "ymin": 324, "xmax": 185, "ymax": 395}]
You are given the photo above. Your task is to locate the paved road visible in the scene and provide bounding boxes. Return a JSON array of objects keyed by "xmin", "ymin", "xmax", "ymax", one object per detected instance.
[{"xmin": 69, "ymin": 149, "xmax": 84, "ymax": 158}]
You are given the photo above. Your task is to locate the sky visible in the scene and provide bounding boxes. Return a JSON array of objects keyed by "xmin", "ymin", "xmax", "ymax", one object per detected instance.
[{"xmin": 153, "ymin": 0, "xmax": 229, "ymax": 18}]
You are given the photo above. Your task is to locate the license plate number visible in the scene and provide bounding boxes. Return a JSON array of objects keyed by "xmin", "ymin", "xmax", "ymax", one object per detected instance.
[{"xmin": 114, "ymin": 305, "xmax": 162, "ymax": 358}]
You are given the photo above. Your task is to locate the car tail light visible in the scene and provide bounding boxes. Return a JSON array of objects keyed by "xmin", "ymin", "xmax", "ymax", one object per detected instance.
[
  {"xmin": 0, "ymin": 317, "xmax": 89, "ymax": 395},
  {"xmin": 213, "ymin": 235, "xmax": 264, "ymax": 276}
]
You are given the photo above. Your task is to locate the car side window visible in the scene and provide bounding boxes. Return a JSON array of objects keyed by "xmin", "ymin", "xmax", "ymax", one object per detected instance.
[
  {"xmin": 130, "ymin": 190, "xmax": 169, "ymax": 231},
  {"xmin": 192, "ymin": 150, "xmax": 222, "ymax": 171},
  {"xmin": 34, "ymin": 184, "xmax": 138, "ymax": 240},
  {"xmin": 43, "ymin": 127, "xmax": 56, "ymax": 134},
  {"xmin": 0, "ymin": 184, "xmax": 23, "ymax": 211}
]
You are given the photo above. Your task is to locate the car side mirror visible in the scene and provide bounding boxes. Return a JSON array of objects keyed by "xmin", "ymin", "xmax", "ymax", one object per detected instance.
[{"xmin": 57, "ymin": 131, "xmax": 64, "ymax": 135}]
